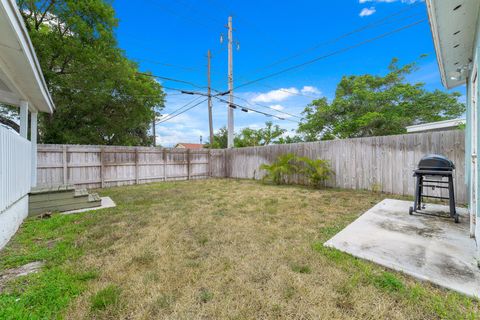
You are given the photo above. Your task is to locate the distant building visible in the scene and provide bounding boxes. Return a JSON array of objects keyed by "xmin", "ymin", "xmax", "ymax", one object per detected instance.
[
  {"xmin": 174, "ymin": 143, "xmax": 204, "ymax": 149},
  {"xmin": 406, "ymin": 118, "xmax": 465, "ymax": 133}
]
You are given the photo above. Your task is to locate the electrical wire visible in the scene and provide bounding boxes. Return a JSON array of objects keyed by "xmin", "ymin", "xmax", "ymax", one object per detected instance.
[
  {"xmin": 156, "ymin": 97, "xmax": 208, "ymax": 124},
  {"xmin": 144, "ymin": 0, "xmax": 218, "ymax": 31},
  {"xmin": 158, "ymin": 95, "xmax": 203, "ymax": 121},
  {"xmin": 214, "ymin": 96, "xmax": 300, "ymax": 123},
  {"xmin": 231, "ymin": 94, "xmax": 303, "ymax": 119},
  {"xmin": 233, "ymin": 19, "xmax": 427, "ymax": 91},
  {"xmin": 133, "ymin": 57, "xmax": 199, "ymax": 72},
  {"xmin": 137, "ymin": 72, "xmax": 208, "ymax": 89},
  {"xmin": 238, "ymin": 3, "xmax": 424, "ymax": 80}
]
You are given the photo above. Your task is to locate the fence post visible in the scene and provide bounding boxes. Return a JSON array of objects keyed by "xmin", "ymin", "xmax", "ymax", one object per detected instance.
[
  {"xmin": 187, "ymin": 149, "xmax": 191, "ymax": 180},
  {"xmin": 224, "ymin": 149, "xmax": 228, "ymax": 178},
  {"xmin": 135, "ymin": 147, "xmax": 139, "ymax": 185},
  {"xmin": 62, "ymin": 145, "xmax": 68, "ymax": 185},
  {"xmin": 208, "ymin": 150, "xmax": 212, "ymax": 178},
  {"xmin": 100, "ymin": 147, "xmax": 105, "ymax": 188},
  {"xmin": 163, "ymin": 148, "xmax": 167, "ymax": 181}
]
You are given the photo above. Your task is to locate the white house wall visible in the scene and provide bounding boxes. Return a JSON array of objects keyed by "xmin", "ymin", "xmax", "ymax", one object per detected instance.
[
  {"xmin": 467, "ymin": 7, "xmax": 480, "ymax": 254},
  {"xmin": 0, "ymin": 195, "xmax": 28, "ymax": 249}
]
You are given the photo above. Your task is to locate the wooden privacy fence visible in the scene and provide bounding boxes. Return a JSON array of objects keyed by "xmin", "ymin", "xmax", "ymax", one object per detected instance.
[
  {"xmin": 209, "ymin": 130, "xmax": 467, "ymax": 204},
  {"xmin": 37, "ymin": 145, "xmax": 211, "ymax": 189},
  {"xmin": 37, "ymin": 130, "xmax": 466, "ymax": 203}
]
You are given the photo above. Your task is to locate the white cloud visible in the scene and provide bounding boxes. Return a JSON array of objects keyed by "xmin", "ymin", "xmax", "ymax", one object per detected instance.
[
  {"xmin": 301, "ymin": 86, "xmax": 321, "ymax": 95},
  {"xmin": 359, "ymin": 7, "xmax": 376, "ymax": 17},
  {"xmin": 156, "ymin": 125, "xmax": 205, "ymax": 146},
  {"xmin": 251, "ymin": 87, "xmax": 299, "ymax": 103},
  {"xmin": 269, "ymin": 104, "xmax": 284, "ymax": 111}
]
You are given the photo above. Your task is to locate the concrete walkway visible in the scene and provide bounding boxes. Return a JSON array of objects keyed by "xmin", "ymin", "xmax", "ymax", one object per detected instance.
[
  {"xmin": 324, "ymin": 199, "xmax": 479, "ymax": 298},
  {"xmin": 61, "ymin": 197, "xmax": 116, "ymax": 215}
]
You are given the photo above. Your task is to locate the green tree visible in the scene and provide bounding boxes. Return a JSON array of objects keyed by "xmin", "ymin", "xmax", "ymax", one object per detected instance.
[
  {"xmin": 274, "ymin": 134, "xmax": 304, "ymax": 145},
  {"xmin": 298, "ymin": 58, "xmax": 465, "ymax": 141},
  {"xmin": 205, "ymin": 127, "xmax": 229, "ymax": 149},
  {"xmin": 235, "ymin": 121, "xmax": 286, "ymax": 147},
  {"xmin": 16, "ymin": 0, "xmax": 164, "ymax": 145},
  {"xmin": 206, "ymin": 122, "xmax": 287, "ymax": 149}
]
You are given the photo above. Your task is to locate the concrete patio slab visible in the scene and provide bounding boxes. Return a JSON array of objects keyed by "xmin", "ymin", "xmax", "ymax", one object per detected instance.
[{"xmin": 324, "ymin": 199, "xmax": 480, "ymax": 298}]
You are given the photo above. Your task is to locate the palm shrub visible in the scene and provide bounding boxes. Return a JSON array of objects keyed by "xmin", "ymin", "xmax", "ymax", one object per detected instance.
[
  {"xmin": 259, "ymin": 153, "xmax": 298, "ymax": 185},
  {"xmin": 297, "ymin": 157, "xmax": 334, "ymax": 188}
]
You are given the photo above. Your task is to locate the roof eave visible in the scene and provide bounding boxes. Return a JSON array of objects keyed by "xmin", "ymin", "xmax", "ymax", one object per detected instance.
[
  {"xmin": 426, "ymin": 0, "xmax": 450, "ymax": 89},
  {"xmin": 2, "ymin": 0, "xmax": 55, "ymax": 113}
]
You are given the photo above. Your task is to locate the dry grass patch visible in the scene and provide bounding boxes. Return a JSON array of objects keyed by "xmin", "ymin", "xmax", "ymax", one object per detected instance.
[{"xmin": 1, "ymin": 179, "xmax": 478, "ymax": 319}]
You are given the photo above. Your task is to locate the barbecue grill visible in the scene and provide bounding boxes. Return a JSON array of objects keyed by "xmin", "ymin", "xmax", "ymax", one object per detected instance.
[{"xmin": 409, "ymin": 154, "xmax": 458, "ymax": 223}]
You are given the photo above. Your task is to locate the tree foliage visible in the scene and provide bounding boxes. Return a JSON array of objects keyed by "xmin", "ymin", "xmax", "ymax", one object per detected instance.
[
  {"xmin": 206, "ymin": 122, "xmax": 286, "ymax": 148},
  {"xmin": 16, "ymin": 0, "xmax": 164, "ymax": 145},
  {"xmin": 297, "ymin": 58, "xmax": 465, "ymax": 141},
  {"xmin": 235, "ymin": 121, "xmax": 286, "ymax": 147}
]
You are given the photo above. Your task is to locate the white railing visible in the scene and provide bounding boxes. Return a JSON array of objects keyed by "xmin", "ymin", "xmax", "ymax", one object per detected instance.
[{"xmin": 0, "ymin": 125, "xmax": 31, "ymax": 214}]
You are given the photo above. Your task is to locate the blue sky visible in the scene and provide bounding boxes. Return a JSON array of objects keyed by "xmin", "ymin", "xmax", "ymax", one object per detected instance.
[{"xmin": 113, "ymin": 0, "xmax": 463, "ymax": 146}]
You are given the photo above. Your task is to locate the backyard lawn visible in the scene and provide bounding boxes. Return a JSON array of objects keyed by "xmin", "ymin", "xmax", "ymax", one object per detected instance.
[{"xmin": 0, "ymin": 179, "xmax": 478, "ymax": 319}]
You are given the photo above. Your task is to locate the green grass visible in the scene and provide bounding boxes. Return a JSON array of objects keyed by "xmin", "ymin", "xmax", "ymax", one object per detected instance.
[
  {"xmin": 90, "ymin": 285, "xmax": 122, "ymax": 311},
  {"xmin": 0, "ymin": 179, "xmax": 477, "ymax": 319},
  {"xmin": 0, "ymin": 213, "xmax": 101, "ymax": 320},
  {"xmin": 290, "ymin": 263, "xmax": 312, "ymax": 274}
]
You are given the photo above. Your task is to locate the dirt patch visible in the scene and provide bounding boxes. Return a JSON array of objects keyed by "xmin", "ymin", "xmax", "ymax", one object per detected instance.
[{"xmin": 0, "ymin": 261, "xmax": 44, "ymax": 293}]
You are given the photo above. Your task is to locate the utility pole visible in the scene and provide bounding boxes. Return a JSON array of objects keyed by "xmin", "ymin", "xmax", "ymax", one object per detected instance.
[
  {"xmin": 227, "ymin": 16, "xmax": 234, "ymax": 148},
  {"xmin": 152, "ymin": 114, "xmax": 156, "ymax": 147},
  {"xmin": 207, "ymin": 49, "xmax": 214, "ymax": 146}
]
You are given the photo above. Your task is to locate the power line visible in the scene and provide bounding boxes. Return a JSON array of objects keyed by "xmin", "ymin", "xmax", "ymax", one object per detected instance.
[
  {"xmin": 214, "ymin": 96, "xmax": 300, "ymax": 123},
  {"xmin": 133, "ymin": 57, "xmax": 199, "ymax": 72},
  {"xmin": 238, "ymin": 3, "xmax": 424, "ymax": 80},
  {"xmin": 227, "ymin": 3, "xmax": 423, "ymax": 100},
  {"xmin": 232, "ymin": 94, "xmax": 303, "ymax": 119},
  {"xmin": 159, "ymin": 95, "xmax": 203, "ymax": 120},
  {"xmin": 143, "ymin": 0, "xmax": 218, "ymax": 31},
  {"xmin": 172, "ymin": 0, "xmax": 225, "ymax": 25},
  {"xmin": 233, "ymin": 19, "xmax": 427, "ymax": 91},
  {"xmin": 137, "ymin": 72, "xmax": 208, "ymax": 89},
  {"xmin": 156, "ymin": 97, "xmax": 208, "ymax": 124}
]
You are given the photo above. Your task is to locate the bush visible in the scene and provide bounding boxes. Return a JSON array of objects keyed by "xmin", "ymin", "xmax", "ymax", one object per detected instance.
[
  {"xmin": 260, "ymin": 153, "xmax": 333, "ymax": 187},
  {"xmin": 297, "ymin": 157, "xmax": 334, "ymax": 188},
  {"xmin": 259, "ymin": 153, "xmax": 299, "ymax": 185}
]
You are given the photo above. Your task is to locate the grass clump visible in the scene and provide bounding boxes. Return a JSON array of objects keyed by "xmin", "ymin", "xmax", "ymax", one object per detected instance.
[
  {"xmin": 198, "ymin": 288, "xmax": 213, "ymax": 303},
  {"xmin": 291, "ymin": 263, "xmax": 311, "ymax": 274},
  {"xmin": 373, "ymin": 272, "xmax": 405, "ymax": 292},
  {"xmin": 90, "ymin": 284, "xmax": 122, "ymax": 311}
]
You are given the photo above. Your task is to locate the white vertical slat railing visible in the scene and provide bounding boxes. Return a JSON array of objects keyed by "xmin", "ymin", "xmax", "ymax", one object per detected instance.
[{"xmin": 0, "ymin": 126, "xmax": 31, "ymax": 214}]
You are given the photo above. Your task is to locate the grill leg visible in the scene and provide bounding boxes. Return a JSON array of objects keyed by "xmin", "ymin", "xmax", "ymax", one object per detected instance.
[
  {"xmin": 448, "ymin": 175, "xmax": 458, "ymax": 222},
  {"xmin": 414, "ymin": 175, "xmax": 421, "ymax": 211}
]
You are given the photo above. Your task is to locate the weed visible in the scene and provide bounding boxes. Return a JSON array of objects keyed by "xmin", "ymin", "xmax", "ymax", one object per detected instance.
[
  {"xmin": 199, "ymin": 288, "xmax": 213, "ymax": 303},
  {"xmin": 372, "ymin": 272, "xmax": 405, "ymax": 292},
  {"xmin": 90, "ymin": 284, "xmax": 122, "ymax": 311},
  {"xmin": 291, "ymin": 263, "xmax": 311, "ymax": 274}
]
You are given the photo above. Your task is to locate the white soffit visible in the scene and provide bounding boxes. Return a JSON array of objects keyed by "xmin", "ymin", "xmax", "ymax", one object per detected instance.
[
  {"xmin": 0, "ymin": 0, "xmax": 54, "ymax": 113},
  {"xmin": 426, "ymin": 0, "xmax": 480, "ymax": 89}
]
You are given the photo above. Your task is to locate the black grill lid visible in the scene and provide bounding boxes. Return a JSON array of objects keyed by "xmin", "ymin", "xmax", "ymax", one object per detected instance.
[{"xmin": 417, "ymin": 154, "xmax": 455, "ymax": 171}]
